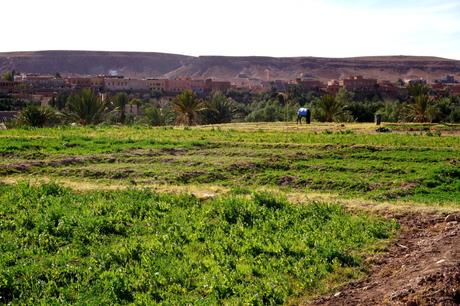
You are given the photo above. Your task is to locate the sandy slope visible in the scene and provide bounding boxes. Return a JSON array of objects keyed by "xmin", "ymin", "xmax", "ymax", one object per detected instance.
[{"xmin": 1, "ymin": 51, "xmax": 460, "ymax": 82}]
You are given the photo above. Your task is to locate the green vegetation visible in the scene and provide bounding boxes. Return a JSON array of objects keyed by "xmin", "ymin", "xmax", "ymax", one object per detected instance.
[
  {"xmin": 3, "ymin": 81, "xmax": 460, "ymax": 127},
  {"xmin": 113, "ymin": 92, "xmax": 129, "ymax": 124},
  {"xmin": 0, "ymin": 124, "xmax": 458, "ymax": 205},
  {"xmin": 171, "ymin": 90, "xmax": 206, "ymax": 125},
  {"xmin": 381, "ymin": 86, "xmax": 460, "ymax": 123},
  {"xmin": 65, "ymin": 89, "xmax": 107, "ymax": 125},
  {"xmin": 142, "ymin": 105, "xmax": 174, "ymax": 126},
  {"xmin": 0, "ymin": 183, "xmax": 397, "ymax": 304},
  {"xmin": 312, "ymin": 94, "xmax": 347, "ymax": 122},
  {"xmin": 1, "ymin": 70, "xmax": 16, "ymax": 82},
  {"xmin": 16, "ymin": 104, "xmax": 58, "ymax": 127},
  {"xmin": 407, "ymin": 82, "xmax": 430, "ymax": 97},
  {"xmin": 201, "ymin": 92, "xmax": 235, "ymax": 124},
  {"xmin": 0, "ymin": 93, "xmax": 27, "ymax": 112},
  {"xmin": 0, "ymin": 123, "xmax": 458, "ymax": 303},
  {"xmin": 246, "ymin": 100, "xmax": 295, "ymax": 122},
  {"xmin": 407, "ymin": 94, "xmax": 433, "ymax": 122}
]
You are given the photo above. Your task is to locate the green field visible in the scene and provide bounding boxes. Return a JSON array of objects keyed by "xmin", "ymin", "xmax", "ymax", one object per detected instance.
[
  {"xmin": 0, "ymin": 123, "xmax": 459, "ymax": 304},
  {"xmin": 1, "ymin": 123, "xmax": 459, "ymax": 205},
  {"xmin": 0, "ymin": 184, "xmax": 397, "ymax": 304}
]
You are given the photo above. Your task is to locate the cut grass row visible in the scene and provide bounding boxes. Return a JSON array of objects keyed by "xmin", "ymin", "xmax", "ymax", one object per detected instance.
[
  {"xmin": 1, "ymin": 125, "xmax": 458, "ymax": 205},
  {"xmin": 1, "ymin": 124, "xmax": 459, "ymax": 152}
]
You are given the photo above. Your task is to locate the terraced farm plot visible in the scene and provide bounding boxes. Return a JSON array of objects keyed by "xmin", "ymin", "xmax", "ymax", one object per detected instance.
[{"xmin": 0, "ymin": 123, "xmax": 458, "ymax": 205}]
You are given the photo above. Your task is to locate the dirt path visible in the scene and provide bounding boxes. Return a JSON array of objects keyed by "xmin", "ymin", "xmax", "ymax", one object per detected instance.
[{"xmin": 310, "ymin": 212, "xmax": 460, "ymax": 306}]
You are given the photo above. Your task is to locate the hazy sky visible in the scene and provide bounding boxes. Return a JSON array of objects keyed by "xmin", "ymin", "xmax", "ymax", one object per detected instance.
[{"xmin": 2, "ymin": 0, "xmax": 460, "ymax": 59}]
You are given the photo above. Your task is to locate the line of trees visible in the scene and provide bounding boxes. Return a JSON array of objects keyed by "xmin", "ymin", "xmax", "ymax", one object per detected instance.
[
  {"xmin": 11, "ymin": 89, "xmax": 240, "ymax": 127},
  {"xmin": 244, "ymin": 83, "xmax": 460, "ymax": 123},
  {"xmin": 5, "ymin": 82, "xmax": 460, "ymax": 128}
]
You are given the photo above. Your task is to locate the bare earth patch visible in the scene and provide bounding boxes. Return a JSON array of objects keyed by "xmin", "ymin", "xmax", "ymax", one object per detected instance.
[{"xmin": 309, "ymin": 212, "xmax": 460, "ymax": 306}]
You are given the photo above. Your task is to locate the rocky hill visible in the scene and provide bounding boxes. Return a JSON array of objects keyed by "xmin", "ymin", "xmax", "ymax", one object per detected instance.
[{"xmin": 1, "ymin": 50, "xmax": 459, "ymax": 83}]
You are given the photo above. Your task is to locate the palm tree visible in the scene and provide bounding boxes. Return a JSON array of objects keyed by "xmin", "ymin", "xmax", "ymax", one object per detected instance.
[
  {"xmin": 315, "ymin": 94, "xmax": 345, "ymax": 122},
  {"xmin": 277, "ymin": 92, "xmax": 290, "ymax": 122},
  {"xmin": 65, "ymin": 89, "xmax": 107, "ymax": 125},
  {"xmin": 407, "ymin": 94, "xmax": 436, "ymax": 123},
  {"xmin": 17, "ymin": 104, "xmax": 57, "ymax": 127},
  {"xmin": 407, "ymin": 82, "xmax": 430, "ymax": 98},
  {"xmin": 277, "ymin": 92, "xmax": 288, "ymax": 105},
  {"xmin": 202, "ymin": 92, "xmax": 234, "ymax": 124},
  {"xmin": 114, "ymin": 92, "xmax": 129, "ymax": 123},
  {"xmin": 171, "ymin": 90, "xmax": 206, "ymax": 125}
]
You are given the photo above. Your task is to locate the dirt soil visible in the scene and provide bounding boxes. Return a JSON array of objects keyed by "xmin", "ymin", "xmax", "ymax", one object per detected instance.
[{"xmin": 310, "ymin": 212, "xmax": 460, "ymax": 306}]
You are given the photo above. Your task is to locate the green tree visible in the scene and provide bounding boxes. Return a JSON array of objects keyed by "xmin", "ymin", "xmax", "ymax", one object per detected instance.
[
  {"xmin": 66, "ymin": 89, "xmax": 107, "ymax": 125},
  {"xmin": 142, "ymin": 105, "xmax": 175, "ymax": 126},
  {"xmin": 335, "ymin": 88, "xmax": 354, "ymax": 105},
  {"xmin": 425, "ymin": 97, "xmax": 456, "ymax": 123},
  {"xmin": 287, "ymin": 83, "xmax": 316, "ymax": 106},
  {"xmin": 407, "ymin": 83, "xmax": 430, "ymax": 98},
  {"xmin": 276, "ymin": 92, "xmax": 288, "ymax": 105},
  {"xmin": 379, "ymin": 100, "xmax": 406, "ymax": 122},
  {"xmin": 171, "ymin": 90, "xmax": 206, "ymax": 125},
  {"xmin": 313, "ymin": 94, "xmax": 347, "ymax": 122},
  {"xmin": 17, "ymin": 104, "xmax": 57, "ymax": 127},
  {"xmin": 277, "ymin": 92, "xmax": 293, "ymax": 122},
  {"xmin": 2, "ymin": 70, "xmax": 15, "ymax": 82},
  {"xmin": 114, "ymin": 92, "xmax": 129, "ymax": 124},
  {"xmin": 245, "ymin": 100, "xmax": 296, "ymax": 122},
  {"xmin": 406, "ymin": 94, "xmax": 439, "ymax": 123},
  {"xmin": 346, "ymin": 100, "xmax": 383, "ymax": 122},
  {"xmin": 447, "ymin": 96, "xmax": 460, "ymax": 123},
  {"xmin": 449, "ymin": 107, "xmax": 460, "ymax": 123},
  {"xmin": 49, "ymin": 92, "xmax": 70, "ymax": 111},
  {"xmin": 201, "ymin": 92, "xmax": 234, "ymax": 124},
  {"xmin": 129, "ymin": 98, "xmax": 142, "ymax": 108},
  {"xmin": 150, "ymin": 90, "xmax": 164, "ymax": 99},
  {"xmin": 143, "ymin": 107, "xmax": 164, "ymax": 126},
  {"xmin": 0, "ymin": 94, "xmax": 27, "ymax": 111}
]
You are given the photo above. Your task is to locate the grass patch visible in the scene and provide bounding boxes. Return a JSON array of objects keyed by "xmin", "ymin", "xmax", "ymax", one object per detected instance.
[
  {"xmin": 0, "ymin": 183, "xmax": 397, "ymax": 304},
  {"xmin": 0, "ymin": 124, "xmax": 458, "ymax": 205}
]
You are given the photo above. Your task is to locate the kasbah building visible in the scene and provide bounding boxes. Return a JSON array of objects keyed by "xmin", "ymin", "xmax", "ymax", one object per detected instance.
[{"xmin": 1, "ymin": 72, "xmax": 459, "ymax": 104}]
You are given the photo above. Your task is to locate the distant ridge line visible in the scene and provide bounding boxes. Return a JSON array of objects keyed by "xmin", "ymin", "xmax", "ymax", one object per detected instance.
[{"xmin": 1, "ymin": 50, "xmax": 459, "ymax": 82}]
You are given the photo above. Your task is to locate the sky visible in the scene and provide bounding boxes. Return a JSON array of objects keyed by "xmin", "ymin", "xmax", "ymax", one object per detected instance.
[{"xmin": 2, "ymin": 0, "xmax": 460, "ymax": 59}]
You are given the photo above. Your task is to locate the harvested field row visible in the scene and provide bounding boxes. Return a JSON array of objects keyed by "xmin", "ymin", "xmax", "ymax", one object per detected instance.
[{"xmin": 1, "ymin": 130, "xmax": 458, "ymax": 205}]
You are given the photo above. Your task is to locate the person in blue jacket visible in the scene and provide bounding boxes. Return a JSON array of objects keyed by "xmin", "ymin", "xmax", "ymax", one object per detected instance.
[{"xmin": 297, "ymin": 107, "xmax": 311, "ymax": 124}]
